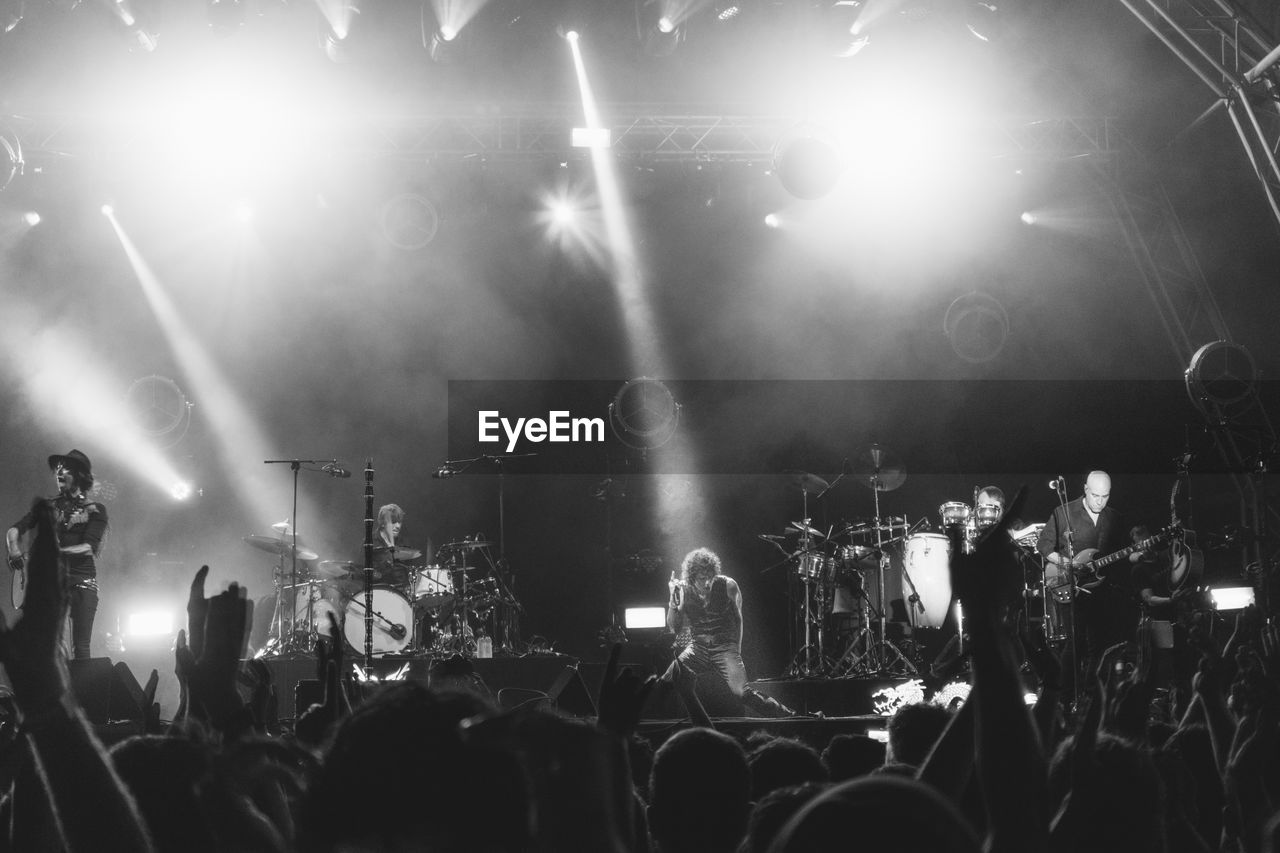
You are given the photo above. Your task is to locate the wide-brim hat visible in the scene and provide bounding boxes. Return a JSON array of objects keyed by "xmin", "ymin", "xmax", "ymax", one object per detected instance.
[{"xmin": 48, "ymin": 449, "xmax": 93, "ymax": 477}]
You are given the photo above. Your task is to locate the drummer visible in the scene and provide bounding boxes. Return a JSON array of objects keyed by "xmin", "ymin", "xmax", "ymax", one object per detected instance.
[{"xmin": 372, "ymin": 503, "xmax": 413, "ymax": 587}]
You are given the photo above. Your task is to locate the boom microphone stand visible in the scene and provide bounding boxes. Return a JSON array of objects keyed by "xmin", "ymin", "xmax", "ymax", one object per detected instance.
[
  {"xmin": 432, "ymin": 453, "xmax": 536, "ymax": 654},
  {"xmin": 1050, "ymin": 476, "xmax": 1082, "ymax": 705},
  {"xmin": 262, "ymin": 458, "xmax": 330, "ymax": 656}
]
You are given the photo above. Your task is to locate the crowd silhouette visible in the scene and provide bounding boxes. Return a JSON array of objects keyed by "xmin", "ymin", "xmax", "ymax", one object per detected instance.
[{"xmin": 0, "ymin": 489, "xmax": 1278, "ymax": 852}]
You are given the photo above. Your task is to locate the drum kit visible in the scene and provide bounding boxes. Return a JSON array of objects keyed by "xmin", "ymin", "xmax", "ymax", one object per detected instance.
[
  {"xmin": 769, "ymin": 443, "xmax": 1023, "ymax": 679},
  {"xmin": 246, "ymin": 527, "xmax": 518, "ymax": 659}
]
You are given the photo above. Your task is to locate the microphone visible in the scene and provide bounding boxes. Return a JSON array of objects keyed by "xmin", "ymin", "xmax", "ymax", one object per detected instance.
[
  {"xmin": 1048, "ymin": 477, "xmax": 1062, "ymax": 490},
  {"xmin": 390, "ymin": 624, "xmax": 406, "ymax": 640},
  {"xmin": 324, "ymin": 462, "xmax": 352, "ymax": 478},
  {"xmin": 432, "ymin": 466, "xmax": 456, "ymax": 479}
]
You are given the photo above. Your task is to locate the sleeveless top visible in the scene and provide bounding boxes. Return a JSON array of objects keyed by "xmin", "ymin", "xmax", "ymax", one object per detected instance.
[{"xmin": 683, "ymin": 576, "xmax": 740, "ymax": 646}]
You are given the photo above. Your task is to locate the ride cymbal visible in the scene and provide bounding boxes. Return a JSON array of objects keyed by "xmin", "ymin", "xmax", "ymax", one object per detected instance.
[
  {"xmin": 782, "ymin": 469, "xmax": 830, "ymax": 495},
  {"xmin": 243, "ymin": 535, "xmax": 318, "ymax": 562},
  {"xmin": 848, "ymin": 443, "xmax": 906, "ymax": 492}
]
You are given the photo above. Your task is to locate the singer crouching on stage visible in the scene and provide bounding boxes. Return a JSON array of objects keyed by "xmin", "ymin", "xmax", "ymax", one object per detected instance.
[{"xmin": 664, "ymin": 547, "xmax": 794, "ymax": 717}]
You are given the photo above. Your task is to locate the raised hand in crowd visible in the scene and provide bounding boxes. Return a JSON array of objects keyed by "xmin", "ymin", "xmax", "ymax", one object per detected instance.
[
  {"xmin": 174, "ymin": 566, "xmax": 255, "ymax": 738},
  {"xmin": 945, "ymin": 485, "xmax": 1049, "ymax": 853},
  {"xmin": 1221, "ymin": 702, "xmax": 1278, "ymax": 853},
  {"xmin": 0, "ymin": 498, "xmax": 155, "ymax": 852},
  {"xmin": 1100, "ymin": 627, "xmax": 1156, "ymax": 743},
  {"xmin": 296, "ymin": 612, "xmax": 351, "ymax": 746},
  {"xmin": 597, "ymin": 642, "xmax": 657, "ymax": 738}
]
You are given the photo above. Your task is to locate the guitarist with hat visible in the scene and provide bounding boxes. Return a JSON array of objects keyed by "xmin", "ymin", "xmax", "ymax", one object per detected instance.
[{"xmin": 5, "ymin": 449, "xmax": 109, "ymax": 659}]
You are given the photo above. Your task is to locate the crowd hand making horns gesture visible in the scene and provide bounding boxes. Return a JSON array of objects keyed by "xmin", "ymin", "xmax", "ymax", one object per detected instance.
[{"xmin": 0, "ymin": 499, "xmax": 156, "ymax": 852}]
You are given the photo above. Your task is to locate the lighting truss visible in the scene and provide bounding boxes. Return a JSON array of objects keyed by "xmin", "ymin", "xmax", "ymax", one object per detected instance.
[
  {"xmin": 1114, "ymin": 0, "xmax": 1280, "ymax": 232},
  {"xmin": 6, "ymin": 107, "xmax": 1117, "ymax": 165}
]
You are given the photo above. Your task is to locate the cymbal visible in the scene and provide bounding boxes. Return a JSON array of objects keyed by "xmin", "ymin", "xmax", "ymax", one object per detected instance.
[
  {"xmin": 374, "ymin": 545, "xmax": 422, "ymax": 561},
  {"xmin": 789, "ymin": 521, "xmax": 825, "ymax": 538},
  {"xmin": 842, "ymin": 516, "xmax": 910, "ymax": 537},
  {"xmin": 316, "ymin": 560, "xmax": 356, "ymax": 579},
  {"xmin": 848, "ymin": 443, "xmax": 906, "ymax": 492},
  {"xmin": 783, "ymin": 469, "xmax": 830, "ymax": 495},
  {"xmin": 243, "ymin": 535, "xmax": 318, "ymax": 562},
  {"xmin": 440, "ymin": 540, "xmax": 494, "ymax": 551}
]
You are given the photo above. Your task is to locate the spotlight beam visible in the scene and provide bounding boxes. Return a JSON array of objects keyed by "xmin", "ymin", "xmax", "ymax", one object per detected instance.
[
  {"xmin": 103, "ymin": 210, "xmax": 317, "ymax": 528},
  {"xmin": 566, "ymin": 33, "xmax": 713, "ymax": 560}
]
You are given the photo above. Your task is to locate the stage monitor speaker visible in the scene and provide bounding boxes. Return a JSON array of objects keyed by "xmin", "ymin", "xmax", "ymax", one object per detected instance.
[{"xmin": 68, "ymin": 658, "xmax": 145, "ymax": 725}]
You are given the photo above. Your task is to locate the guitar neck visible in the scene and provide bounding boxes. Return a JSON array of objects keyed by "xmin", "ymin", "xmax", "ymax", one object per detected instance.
[{"xmin": 1085, "ymin": 529, "xmax": 1176, "ymax": 573}]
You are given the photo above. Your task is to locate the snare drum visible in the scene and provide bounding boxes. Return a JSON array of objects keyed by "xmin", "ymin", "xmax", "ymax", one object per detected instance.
[
  {"xmin": 902, "ymin": 533, "xmax": 953, "ymax": 628},
  {"xmin": 412, "ymin": 566, "xmax": 455, "ymax": 610},
  {"xmin": 342, "ymin": 586, "xmax": 415, "ymax": 656},
  {"xmin": 938, "ymin": 502, "xmax": 971, "ymax": 528}
]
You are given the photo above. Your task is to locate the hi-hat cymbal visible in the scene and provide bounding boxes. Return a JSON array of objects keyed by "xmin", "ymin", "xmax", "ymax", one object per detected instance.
[
  {"xmin": 243, "ymin": 535, "xmax": 319, "ymax": 562},
  {"xmin": 788, "ymin": 521, "xmax": 825, "ymax": 539},
  {"xmin": 270, "ymin": 520, "xmax": 295, "ymax": 534},
  {"xmin": 783, "ymin": 469, "xmax": 830, "ymax": 495},
  {"xmin": 848, "ymin": 443, "xmax": 906, "ymax": 492}
]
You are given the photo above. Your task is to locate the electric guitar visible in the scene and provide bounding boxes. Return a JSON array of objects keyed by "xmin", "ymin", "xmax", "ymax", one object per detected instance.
[{"xmin": 1044, "ymin": 524, "xmax": 1181, "ymax": 603}]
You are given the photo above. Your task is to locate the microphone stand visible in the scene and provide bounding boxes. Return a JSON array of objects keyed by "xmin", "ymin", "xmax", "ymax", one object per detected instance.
[
  {"xmin": 1051, "ymin": 479, "xmax": 1081, "ymax": 705},
  {"xmin": 263, "ymin": 458, "xmax": 331, "ymax": 657},
  {"xmin": 433, "ymin": 453, "xmax": 536, "ymax": 654}
]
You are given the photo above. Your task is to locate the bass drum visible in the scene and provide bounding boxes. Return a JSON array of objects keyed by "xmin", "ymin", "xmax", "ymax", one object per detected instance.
[
  {"xmin": 901, "ymin": 533, "xmax": 952, "ymax": 629},
  {"xmin": 343, "ymin": 586, "xmax": 415, "ymax": 656}
]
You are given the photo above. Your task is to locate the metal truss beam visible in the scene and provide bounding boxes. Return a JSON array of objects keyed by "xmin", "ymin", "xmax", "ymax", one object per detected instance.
[
  {"xmin": 1114, "ymin": 0, "xmax": 1278, "ymax": 568},
  {"xmin": 6, "ymin": 108, "xmax": 1116, "ymax": 165}
]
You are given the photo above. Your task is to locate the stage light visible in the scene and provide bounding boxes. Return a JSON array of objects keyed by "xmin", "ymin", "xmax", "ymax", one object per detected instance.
[
  {"xmin": 764, "ymin": 213, "xmax": 780, "ymax": 228},
  {"xmin": 1023, "ymin": 692, "xmax": 1038, "ymax": 706},
  {"xmin": 549, "ymin": 200, "xmax": 576, "ymax": 225},
  {"xmin": 1020, "ymin": 211, "xmax": 1036, "ymax": 225},
  {"xmin": 773, "ymin": 132, "xmax": 844, "ymax": 200},
  {"xmin": 965, "ymin": 1, "xmax": 1001, "ymax": 42},
  {"xmin": 438, "ymin": 23, "xmax": 456, "ymax": 41},
  {"xmin": 1, "ymin": 0, "xmax": 22, "ymax": 35},
  {"xmin": 571, "ymin": 126, "xmax": 611, "ymax": 149},
  {"xmin": 427, "ymin": 28, "xmax": 460, "ymax": 63},
  {"xmin": 22, "ymin": 210, "xmax": 39, "ymax": 226},
  {"xmin": 1209, "ymin": 586, "xmax": 1255, "ymax": 611},
  {"xmin": 829, "ymin": 0, "xmax": 870, "ymax": 57},
  {"xmin": 0, "ymin": 124, "xmax": 21, "ymax": 194},
  {"xmin": 169, "ymin": 481, "xmax": 194, "ymax": 501},
  {"xmin": 206, "ymin": 0, "xmax": 245, "ymax": 33},
  {"xmin": 101, "ymin": 203, "xmax": 115, "ymax": 216},
  {"xmin": 564, "ymin": 28, "xmax": 579, "ymax": 41},
  {"xmin": 623, "ymin": 606, "xmax": 665, "ymax": 629},
  {"xmin": 657, "ymin": 15, "xmax": 674, "ymax": 33},
  {"xmin": 715, "ymin": 4, "xmax": 740, "ymax": 22},
  {"xmin": 125, "ymin": 610, "xmax": 176, "ymax": 637}
]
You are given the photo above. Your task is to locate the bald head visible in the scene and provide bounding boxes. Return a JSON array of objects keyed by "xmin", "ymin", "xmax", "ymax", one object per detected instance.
[{"xmin": 1083, "ymin": 471, "xmax": 1111, "ymax": 514}]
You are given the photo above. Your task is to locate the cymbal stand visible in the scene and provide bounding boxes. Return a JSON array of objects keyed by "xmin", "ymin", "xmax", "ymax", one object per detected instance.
[
  {"xmin": 832, "ymin": 477, "xmax": 917, "ymax": 677},
  {"xmin": 262, "ymin": 458, "xmax": 323, "ymax": 657},
  {"xmin": 434, "ymin": 452, "xmax": 535, "ymax": 654}
]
